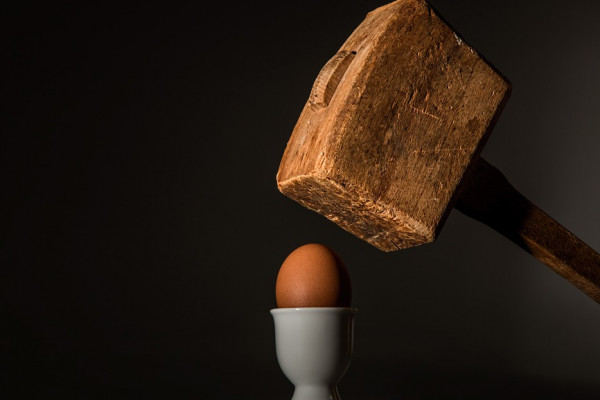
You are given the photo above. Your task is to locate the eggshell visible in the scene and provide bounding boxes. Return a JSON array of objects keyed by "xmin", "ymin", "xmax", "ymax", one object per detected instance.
[{"xmin": 275, "ymin": 243, "xmax": 351, "ymax": 308}]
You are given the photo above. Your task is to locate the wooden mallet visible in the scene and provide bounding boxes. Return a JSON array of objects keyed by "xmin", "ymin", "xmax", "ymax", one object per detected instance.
[{"xmin": 277, "ymin": 0, "xmax": 600, "ymax": 302}]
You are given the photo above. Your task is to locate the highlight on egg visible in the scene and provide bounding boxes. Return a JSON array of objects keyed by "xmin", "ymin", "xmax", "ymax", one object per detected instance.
[{"xmin": 275, "ymin": 243, "xmax": 351, "ymax": 308}]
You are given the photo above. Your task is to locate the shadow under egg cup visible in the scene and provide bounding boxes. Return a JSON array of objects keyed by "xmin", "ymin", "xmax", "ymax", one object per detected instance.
[{"xmin": 271, "ymin": 307, "xmax": 357, "ymax": 400}]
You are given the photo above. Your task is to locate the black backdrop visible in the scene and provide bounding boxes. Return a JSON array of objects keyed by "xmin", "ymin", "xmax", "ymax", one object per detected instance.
[{"xmin": 3, "ymin": 1, "xmax": 600, "ymax": 398}]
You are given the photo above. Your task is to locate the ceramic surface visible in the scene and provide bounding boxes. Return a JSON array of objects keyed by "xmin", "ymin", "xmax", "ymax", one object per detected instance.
[{"xmin": 271, "ymin": 308, "xmax": 357, "ymax": 400}]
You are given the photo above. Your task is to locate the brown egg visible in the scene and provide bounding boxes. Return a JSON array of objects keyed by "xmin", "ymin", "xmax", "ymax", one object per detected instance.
[{"xmin": 275, "ymin": 243, "xmax": 351, "ymax": 308}]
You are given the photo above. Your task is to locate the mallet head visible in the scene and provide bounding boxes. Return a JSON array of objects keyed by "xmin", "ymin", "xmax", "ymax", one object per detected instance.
[{"xmin": 277, "ymin": 0, "xmax": 510, "ymax": 250}]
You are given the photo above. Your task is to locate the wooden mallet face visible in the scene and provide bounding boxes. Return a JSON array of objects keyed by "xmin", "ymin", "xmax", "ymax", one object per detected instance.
[{"xmin": 277, "ymin": 0, "xmax": 510, "ymax": 251}]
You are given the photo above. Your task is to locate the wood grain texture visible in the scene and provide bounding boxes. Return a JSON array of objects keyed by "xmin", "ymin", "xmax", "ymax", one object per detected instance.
[
  {"xmin": 456, "ymin": 159, "xmax": 600, "ymax": 303},
  {"xmin": 277, "ymin": 0, "xmax": 510, "ymax": 250},
  {"xmin": 277, "ymin": 0, "xmax": 600, "ymax": 303}
]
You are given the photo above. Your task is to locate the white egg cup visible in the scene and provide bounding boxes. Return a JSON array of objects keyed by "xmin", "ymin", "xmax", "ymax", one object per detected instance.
[{"xmin": 271, "ymin": 307, "xmax": 357, "ymax": 400}]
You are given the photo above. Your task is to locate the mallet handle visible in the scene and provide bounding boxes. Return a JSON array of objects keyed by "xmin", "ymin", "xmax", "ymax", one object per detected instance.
[{"xmin": 455, "ymin": 157, "xmax": 600, "ymax": 303}]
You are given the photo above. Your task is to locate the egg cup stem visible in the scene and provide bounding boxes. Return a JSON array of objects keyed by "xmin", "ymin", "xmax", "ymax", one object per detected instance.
[{"xmin": 292, "ymin": 385, "xmax": 340, "ymax": 400}]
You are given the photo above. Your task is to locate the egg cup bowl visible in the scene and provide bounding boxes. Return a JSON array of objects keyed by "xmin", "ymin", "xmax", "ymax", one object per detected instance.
[{"xmin": 271, "ymin": 307, "xmax": 357, "ymax": 400}]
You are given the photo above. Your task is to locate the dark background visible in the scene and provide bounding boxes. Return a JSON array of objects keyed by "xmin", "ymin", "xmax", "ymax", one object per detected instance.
[{"xmin": 3, "ymin": 0, "xmax": 600, "ymax": 398}]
